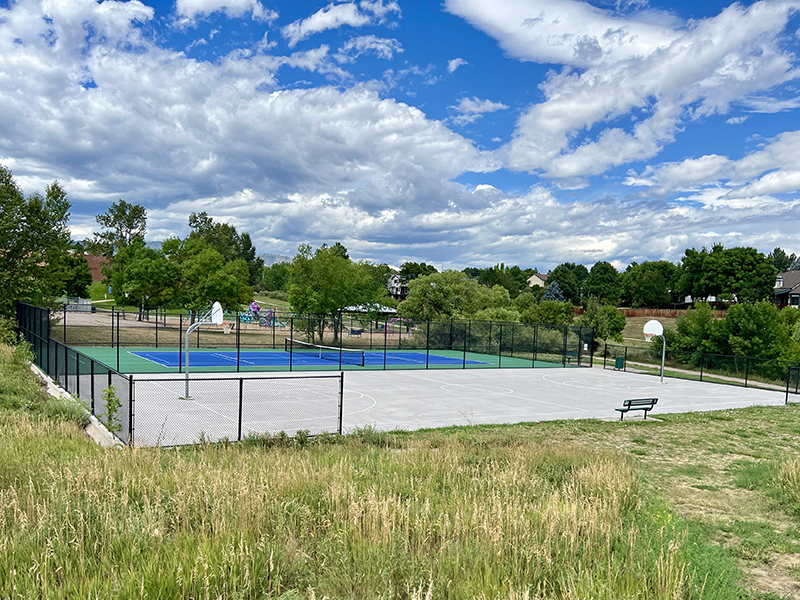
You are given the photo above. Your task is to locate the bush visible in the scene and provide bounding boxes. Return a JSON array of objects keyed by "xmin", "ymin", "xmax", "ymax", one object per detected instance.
[{"xmin": 45, "ymin": 395, "xmax": 91, "ymax": 428}]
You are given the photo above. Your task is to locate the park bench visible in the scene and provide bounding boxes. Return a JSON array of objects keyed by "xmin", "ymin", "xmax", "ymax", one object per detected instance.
[
  {"xmin": 347, "ymin": 328, "xmax": 362, "ymax": 337},
  {"xmin": 615, "ymin": 398, "xmax": 658, "ymax": 421}
]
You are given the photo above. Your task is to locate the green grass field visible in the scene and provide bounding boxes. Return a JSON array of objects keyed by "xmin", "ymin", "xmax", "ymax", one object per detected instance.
[{"xmin": 4, "ymin": 341, "xmax": 800, "ymax": 598}]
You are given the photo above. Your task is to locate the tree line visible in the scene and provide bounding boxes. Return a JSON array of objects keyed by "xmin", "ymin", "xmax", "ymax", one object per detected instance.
[{"xmin": 2, "ymin": 164, "xmax": 795, "ymax": 354}]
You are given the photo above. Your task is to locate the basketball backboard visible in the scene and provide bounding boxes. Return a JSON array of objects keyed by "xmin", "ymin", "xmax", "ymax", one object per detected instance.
[
  {"xmin": 211, "ymin": 301, "xmax": 223, "ymax": 326},
  {"xmin": 643, "ymin": 319, "xmax": 663, "ymax": 339}
]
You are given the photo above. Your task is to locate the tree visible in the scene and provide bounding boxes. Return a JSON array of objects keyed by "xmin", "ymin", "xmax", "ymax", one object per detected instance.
[
  {"xmin": 584, "ymin": 261, "xmax": 621, "ymax": 305},
  {"xmin": 521, "ymin": 300, "xmax": 574, "ymax": 325},
  {"xmin": 85, "ymin": 199, "xmax": 146, "ymax": 257},
  {"xmin": 63, "ymin": 252, "xmax": 93, "ymax": 298},
  {"xmin": 262, "ymin": 262, "xmax": 291, "ymax": 292},
  {"xmin": 187, "ymin": 212, "xmax": 264, "ymax": 287},
  {"xmin": 622, "ymin": 261, "xmax": 677, "ymax": 308},
  {"xmin": 542, "ymin": 281, "xmax": 566, "ymax": 302},
  {"xmin": 399, "ymin": 271, "xmax": 513, "ymax": 321},
  {"xmin": 706, "ymin": 246, "xmax": 776, "ymax": 303},
  {"xmin": 547, "ymin": 263, "xmax": 588, "ymax": 303},
  {"xmin": 710, "ymin": 301, "xmax": 788, "ymax": 358},
  {"xmin": 579, "ymin": 298, "xmax": 625, "ymax": 348},
  {"xmin": 287, "ymin": 244, "xmax": 388, "ymax": 342},
  {"xmin": 477, "ymin": 263, "xmax": 528, "ymax": 298},
  {"xmin": 677, "ymin": 245, "xmax": 775, "ymax": 304},
  {"xmin": 399, "ymin": 261, "xmax": 438, "ymax": 283},
  {"xmin": 0, "ymin": 167, "xmax": 72, "ymax": 315},
  {"xmin": 769, "ymin": 247, "xmax": 796, "ymax": 273}
]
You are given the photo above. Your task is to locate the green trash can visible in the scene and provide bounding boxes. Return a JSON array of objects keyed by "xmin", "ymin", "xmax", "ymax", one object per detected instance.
[{"xmin": 614, "ymin": 356, "xmax": 625, "ymax": 370}]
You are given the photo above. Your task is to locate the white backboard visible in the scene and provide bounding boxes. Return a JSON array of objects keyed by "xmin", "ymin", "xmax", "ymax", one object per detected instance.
[
  {"xmin": 643, "ymin": 319, "xmax": 664, "ymax": 337},
  {"xmin": 211, "ymin": 301, "xmax": 224, "ymax": 325}
]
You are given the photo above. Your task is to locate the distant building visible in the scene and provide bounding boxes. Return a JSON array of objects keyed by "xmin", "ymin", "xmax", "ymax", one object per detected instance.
[
  {"xmin": 774, "ymin": 271, "xmax": 800, "ymax": 309},
  {"xmin": 527, "ymin": 273, "xmax": 548, "ymax": 288},
  {"xmin": 84, "ymin": 255, "xmax": 108, "ymax": 282},
  {"xmin": 387, "ymin": 274, "xmax": 408, "ymax": 301}
]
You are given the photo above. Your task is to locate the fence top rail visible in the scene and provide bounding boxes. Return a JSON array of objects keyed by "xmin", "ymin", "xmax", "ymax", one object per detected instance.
[
  {"xmin": 133, "ymin": 374, "xmax": 343, "ymax": 383},
  {"xmin": 50, "ymin": 338, "xmax": 132, "ymax": 382},
  {"xmin": 605, "ymin": 343, "xmax": 800, "ymax": 366}
]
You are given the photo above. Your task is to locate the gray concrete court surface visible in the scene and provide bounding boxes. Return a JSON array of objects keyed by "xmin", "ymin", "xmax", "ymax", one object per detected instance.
[
  {"xmin": 129, "ymin": 366, "xmax": 789, "ymax": 446},
  {"xmin": 341, "ymin": 367, "xmax": 786, "ymax": 431}
]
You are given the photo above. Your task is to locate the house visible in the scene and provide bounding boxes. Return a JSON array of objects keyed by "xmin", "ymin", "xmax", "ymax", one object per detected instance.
[
  {"xmin": 387, "ymin": 274, "xmax": 408, "ymax": 301},
  {"xmin": 527, "ymin": 273, "xmax": 548, "ymax": 288},
  {"xmin": 774, "ymin": 271, "xmax": 800, "ymax": 309}
]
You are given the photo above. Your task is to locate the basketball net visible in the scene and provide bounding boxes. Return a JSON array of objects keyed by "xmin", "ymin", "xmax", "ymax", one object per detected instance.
[{"xmin": 644, "ymin": 333, "xmax": 654, "ymax": 342}]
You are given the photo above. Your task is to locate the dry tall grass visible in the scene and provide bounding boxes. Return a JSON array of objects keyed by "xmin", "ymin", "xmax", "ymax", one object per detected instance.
[{"xmin": 0, "ymin": 414, "xmax": 694, "ymax": 599}]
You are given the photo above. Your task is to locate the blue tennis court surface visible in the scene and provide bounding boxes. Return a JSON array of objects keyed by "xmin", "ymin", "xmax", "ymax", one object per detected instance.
[{"xmin": 132, "ymin": 349, "xmax": 489, "ymax": 368}]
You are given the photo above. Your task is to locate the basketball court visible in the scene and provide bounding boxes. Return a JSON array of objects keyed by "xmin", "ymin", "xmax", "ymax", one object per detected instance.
[{"xmin": 127, "ymin": 365, "xmax": 788, "ymax": 445}]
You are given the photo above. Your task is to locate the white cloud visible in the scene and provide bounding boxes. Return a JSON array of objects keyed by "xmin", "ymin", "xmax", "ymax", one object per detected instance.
[
  {"xmin": 446, "ymin": 0, "xmax": 800, "ymax": 180},
  {"xmin": 447, "ymin": 58, "xmax": 467, "ymax": 73},
  {"xmin": 335, "ymin": 35, "xmax": 403, "ymax": 63},
  {"xmin": 451, "ymin": 96, "xmax": 509, "ymax": 124},
  {"xmin": 4, "ymin": 0, "xmax": 800, "ymax": 269},
  {"xmin": 282, "ymin": 1, "xmax": 400, "ymax": 47},
  {"xmin": 726, "ymin": 115, "xmax": 748, "ymax": 124},
  {"xmin": 175, "ymin": 0, "xmax": 278, "ymax": 25}
]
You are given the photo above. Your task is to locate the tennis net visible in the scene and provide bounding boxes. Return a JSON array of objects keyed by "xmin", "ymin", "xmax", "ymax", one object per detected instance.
[{"xmin": 285, "ymin": 338, "xmax": 365, "ymax": 367}]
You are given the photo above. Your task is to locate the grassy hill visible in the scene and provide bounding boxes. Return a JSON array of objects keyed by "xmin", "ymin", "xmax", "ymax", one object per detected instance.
[{"xmin": 1, "ymin": 341, "xmax": 799, "ymax": 598}]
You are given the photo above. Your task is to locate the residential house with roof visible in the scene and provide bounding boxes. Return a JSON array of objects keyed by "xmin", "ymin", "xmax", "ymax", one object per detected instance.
[{"xmin": 774, "ymin": 271, "xmax": 800, "ymax": 309}]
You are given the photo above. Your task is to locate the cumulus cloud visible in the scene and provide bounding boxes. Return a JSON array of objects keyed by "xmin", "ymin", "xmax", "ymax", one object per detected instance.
[
  {"xmin": 335, "ymin": 35, "xmax": 403, "ymax": 63},
  {"xmin": 446, "ymin": 0, "xmax": 800, "ymax": 181},
  {"xmin": 447, "ymin": 58, "xmax": 467, "ymax": 73},
  {"xmin": 282, "ymin": 1, "xmax": 400, "ymax": 47},
  {"xmin": 175, "ymin": 0, "xmax": 278, "ymax": 25},
  {"xmin": 4, "ymin": 0, "xmax": 800, "ymax": 270},
  {"xmin": 450, "ymin": 96, "xmax": 509, "ymax": 125}
]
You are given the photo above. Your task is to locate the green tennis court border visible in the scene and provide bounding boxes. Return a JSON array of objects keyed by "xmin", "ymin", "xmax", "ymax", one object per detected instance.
[{"xmin": 74, "ymin": 345, "xmax": 576, "ymax": 374}]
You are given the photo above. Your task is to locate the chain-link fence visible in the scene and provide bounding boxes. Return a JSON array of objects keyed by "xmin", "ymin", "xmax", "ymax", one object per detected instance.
[
  {"xmin": 602, "ymin": 342, "xmax": 798, "ymax": 391},
  {"xmin": 17, "ymin": 303, "xmax": 344, "ymax": 446},
  {"xmin": 131, "ymin": 374, "xmax": 343, "ymax": 446},
  {"xmin": 46, "ymin": 304, "xmax": 594, "ymax": 373},
  {"xmin": 787, "ymin": 367, "xmax": 800, "ymax": 405}
]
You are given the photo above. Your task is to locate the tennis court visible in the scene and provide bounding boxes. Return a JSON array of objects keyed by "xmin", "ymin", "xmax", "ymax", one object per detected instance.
[{"xmin": 75, "ymin": 345, "xmax": 579, "ymax": 374}]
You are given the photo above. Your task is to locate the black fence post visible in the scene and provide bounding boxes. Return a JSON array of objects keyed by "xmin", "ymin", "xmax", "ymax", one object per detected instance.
[
  {"xmin": 562, "ymin": 325, "xmax": 568, "ymax": 367},
  {"xmin": 533, "ymin": 324, "xmax": 538, "ymax": 367},
  {"xmin": 90, "ymin": 360, "xmax": 95, "ymax": 414},
  {"xmin": 624, "ymin": 346, "xmax": 628, "ymax": 372},
  {"xmin": 700, "ymin": 354, "xmax": 704, "ymax": 382},
  {"xmin": 425, "ymin": 322, "xmax": 430, "ymax": 369},
  {"xmin": 338, "ymin": 372, "xmax": 344, "ymax": 435},
  {"xmin": 236, "ymin": 312, "xmax": 241, "ymax": 373},
  {"xmin": 289, "ymin": 318, "xmax": 294, "ymax": 372},
  {"xmin": 383, "ymin": 318, "xmax": 388, "ymax": 370},
  {"xmin": 497, "ymin": 325, "xmax": 503, "ymax": 368},
  {"xmin": 238, "ymin": 378, "xmax": 244, "ymax": 440},
  {"xmin": 155, "ymin": 309, "xmax": 159, "ymax": 348},
  {"xmin": 75, "ymin": 351, "xmax": 80, "ymax": 398},
  {"xmin": 116, "ymin": 311, "xmax": 120, "ymax": 372},
  {"xmin": 178, "ymin": 314, "xmax": 183, "ymax": 374},
  {"xmin": 510, "ymin": 323, "xmax": 515, "ymax": 358},
  {"xmin": 63, "ymin": 306, "xmax": 67, "ymax": 343},
  {"xmin": 128, "ymin": 376, "xmax": 134, "ymax": 446}
]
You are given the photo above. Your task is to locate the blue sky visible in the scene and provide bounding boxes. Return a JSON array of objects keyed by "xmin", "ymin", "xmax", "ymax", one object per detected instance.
[{"xmin": 2, "ymin": 0, "xmax": 800, "ymax": 271}]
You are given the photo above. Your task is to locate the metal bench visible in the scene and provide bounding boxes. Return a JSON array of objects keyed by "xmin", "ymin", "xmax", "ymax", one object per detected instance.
[
  {"xmin": 615, "ymin": 398, "xmax": 658, "ymax": 421},
  {"xmin": 347, "ymin": 328, "xmax": 362, "ymax": 337}
]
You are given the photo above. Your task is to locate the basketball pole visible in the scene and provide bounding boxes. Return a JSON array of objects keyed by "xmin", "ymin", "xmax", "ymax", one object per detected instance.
[
  {"xmin": 184, "ymin": 302, "xmax": 222, "ymax": 400},
  {"xmin": 659, "ymin": 333, "xmax": 666, "ymax": 383}
]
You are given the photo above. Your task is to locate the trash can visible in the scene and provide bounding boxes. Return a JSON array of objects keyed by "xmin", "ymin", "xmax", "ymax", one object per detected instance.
[{"xmin": 614, "ymin": 356, "xmax": 625, "ymax": 370}]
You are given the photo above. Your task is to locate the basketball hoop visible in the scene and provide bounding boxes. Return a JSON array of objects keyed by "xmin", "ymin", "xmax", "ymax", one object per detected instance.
[
  {"xmin": 184, "ymin": 301, "xmax": 223, "ymax": 399},
  {"xmin": 643, "ymin": 319, "xmax": 666, "ymax": 383}
]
